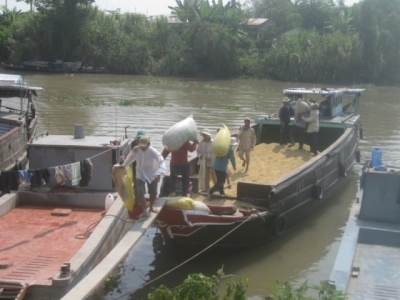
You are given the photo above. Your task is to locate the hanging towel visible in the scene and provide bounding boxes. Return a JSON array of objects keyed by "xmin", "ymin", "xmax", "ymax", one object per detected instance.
[
  {"xmin": 0, "ymin": 171, "xmax": 19, "ymax": 193},
  {"xmin": 30, "ymin": 170, "xmax": 43, "ymax": 188},
  {"xmin": 80, "ymin": 159, "xmax": 93, "ymax": 187},
  {"xmin": 64, "ymin": 164, "xmax": 72, "ymax": 181},
  {"xmin": 18, "ymin": 170, "xmax": 31, "ymax": 184},
  {"xmin": 55, "ymin": 166, "xmax": 66, "ymax": 185},
  {"xmin": 70, "ymin": 162, "xmax": 81, "ymax": 186},
  {"xmin": 41, "ymin": 169, "xmax": 51, "ymax": 185}
]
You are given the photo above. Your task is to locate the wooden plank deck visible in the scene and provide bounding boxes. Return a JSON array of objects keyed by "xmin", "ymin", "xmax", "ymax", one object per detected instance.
[
  {"xmin": 0, "ymin": 206, "xmax": 104, "ymax": 286},
  {"xmin": 61, "ymin": 198, "xmax": 166, "ymax": 300}
]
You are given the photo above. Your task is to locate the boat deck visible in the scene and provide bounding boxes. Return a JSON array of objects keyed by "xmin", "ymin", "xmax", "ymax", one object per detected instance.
[
  {"xmin": 348, "ymin": 242, "xmax": 400, "ymax": 299},
  {"xmin": 0, "ymin": 206, "xmax": 103, "ymax": 286},
  {"xmin": 330, "ymin": 168, "xmax": 400, "ymax": 299}
]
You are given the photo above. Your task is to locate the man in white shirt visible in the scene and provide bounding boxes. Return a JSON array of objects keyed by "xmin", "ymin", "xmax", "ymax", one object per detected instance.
[
  {"xmin": 196, "ymin": 128, "xmax": 216, "ymax": 191},
  {"xmin": 237, "ymin": 117, "xmax": 256, "ymax": 172},
  {"xmin": 122, "ymin": 136, "xmax": 166, "ymax": 216}
]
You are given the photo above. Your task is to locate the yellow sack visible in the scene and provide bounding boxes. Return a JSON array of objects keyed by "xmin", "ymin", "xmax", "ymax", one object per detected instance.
[
  {"xmin": 123, "ymin": 166, "xmax": 135, "ymax": 211},
  {"xmin": 165, "ymin": 197, "xmax": 194, "ymax": 210},
  {"xmin": 111, "ymin": 165, "xmax": 135, "ymax": 211},
  {"xmin": 212, "ymin": 124, "xmax": 231, "ymax": 157}
]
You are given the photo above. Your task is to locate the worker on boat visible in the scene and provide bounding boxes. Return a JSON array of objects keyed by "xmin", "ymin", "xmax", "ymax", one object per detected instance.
[
  {"xmin": 121, "ymin": 136, "xmax": 166, "ymax": 217},
  {"xmin": 236, "ymin": 117, "xmax": 256, "ymax": 172},
  {"xmin": 302, "ymin": 103, "xmax": 320, "ymax": 156},
  {"xmin": 279, "ymin": 97, "xmax": 291, "ymax": 145},
  {"xmin": 162, "ymin": 140, "xmax": 198, "ymax": 197},
  {"xmin": 208, "ymin": 137, "xmax": 236, "ymax": 198},
  {"xmin": 289, "ymin": 96, "xmax": 310, "ymax": 150},
  {"xmin": 197, "ymin": 128, "xmax": 217, "ymax": 192},
  {"xmin": 226, "ymin": 137, "xmax": 238, "ymax": 188},
  {"xmin": 121, "ymin": 130, "xmax": 146, "ymax": 165}
]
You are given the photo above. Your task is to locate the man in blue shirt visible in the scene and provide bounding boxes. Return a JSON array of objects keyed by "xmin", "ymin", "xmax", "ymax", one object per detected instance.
[{"xmin": 208, "ymin": 138, "xmax": 236, "ymax": 198}]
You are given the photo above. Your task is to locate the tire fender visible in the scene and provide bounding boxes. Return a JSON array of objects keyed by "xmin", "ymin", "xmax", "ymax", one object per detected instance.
[
  {"xmin": 312, "ymin": 182, "xmax": 324, "ymax": 200},
  {"xmin": 339, "ymin": 162, "xmax": 348, "ymax": 178},
  {"xmin": 273, "ymin": 215, "xmax": 286, "ymax": 236},
  {"xmin": 355, "ymin": 149, "xmax": 361, "ymax": 163}
]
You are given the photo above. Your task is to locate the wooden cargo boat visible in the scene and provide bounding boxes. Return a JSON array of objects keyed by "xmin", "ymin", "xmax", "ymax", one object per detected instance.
[
  {"xmin": 0, "ymin": 74, "xmax": 41, "ymax": 172},
  {"xmin": 0, "ymin": 130, "xmax": 132, "ymax": 299},
  {"xmin": 329, "ymin": 162, "xmax": 400, "ymax": 298},
  {"xmin": 155, "ymin": 87, "xmax": 365, "ymax": 254}
]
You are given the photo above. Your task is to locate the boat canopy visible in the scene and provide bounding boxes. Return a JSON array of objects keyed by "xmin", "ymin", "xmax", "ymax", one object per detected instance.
[
  {"xmin": 283, "ymin": 87, "xmax": 364, "ymax": 97},
  {"xmin": 0, "ymin": 74, "xmax": 42, "ymax": 98}
]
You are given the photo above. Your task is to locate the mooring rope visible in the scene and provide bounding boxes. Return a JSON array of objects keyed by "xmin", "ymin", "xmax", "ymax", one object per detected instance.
[{"xmin": 113, "ymin": 213, "xmax": 257, "ymax": 300}]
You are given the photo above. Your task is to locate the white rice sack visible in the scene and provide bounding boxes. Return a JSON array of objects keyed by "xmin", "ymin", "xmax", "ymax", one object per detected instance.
[
  {"xmin": 192, "ymin": 201, "xmax": 211, "ymax": 213},
  {"xmin": 295, "ymin": 100, "xmax": 311, "ymax": 114},
  {"xmin": 162, "ymin": 115, "xmax": 198, "ymax": 151}
]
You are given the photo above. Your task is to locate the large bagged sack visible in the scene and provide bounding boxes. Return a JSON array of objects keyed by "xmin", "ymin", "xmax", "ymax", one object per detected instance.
[
  {"xmin": 212, "ymin": 124, "xmax": 231, "ymax": 157},
  {"xmin": 165, "ymin": 197, "xmax": 194, "ymax": 210},
  {"xmin": 162, "ymin": 115, "xmax": 197, "ymax": 151},
  {"xmin": 295, "ymin": 100, "xmax": 311, "ymax": 114},
  {"xmin": 111, "ymin": 165, "xmax": 135, "ymax": 208}
]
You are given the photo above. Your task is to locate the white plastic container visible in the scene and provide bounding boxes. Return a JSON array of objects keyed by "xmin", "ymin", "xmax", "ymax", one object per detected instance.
[{"xmin": 105, "ymin": 193, "xmax": 114, "ymax": 211}]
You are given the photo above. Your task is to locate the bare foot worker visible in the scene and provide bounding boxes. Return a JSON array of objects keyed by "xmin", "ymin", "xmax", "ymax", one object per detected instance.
[
  {"xmin": 236, "ymin": 117, "xmax": 256, "ymax": 172},
  {"xmin": 122, "ymin": 136, "xmax": 165, "ymax": 216}
]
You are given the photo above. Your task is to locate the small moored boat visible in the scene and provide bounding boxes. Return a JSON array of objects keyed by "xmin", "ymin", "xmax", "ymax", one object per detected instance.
[
  {"xmin": 0, "ymin": 128, "xmax": 133, "ymax": 299},
  {"xmin": 155, "ymin": 87, "xmax": 365, "ymax": 254},
  {"xmin": 329, "ymin": 161, "xmax": 400, "ymax": 298},
  {"xmin": 0, "ymin": 74, "xmax": 41, "ymax": 172}
]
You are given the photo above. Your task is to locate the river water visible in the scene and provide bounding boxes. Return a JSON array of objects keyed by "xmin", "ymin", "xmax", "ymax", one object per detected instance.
[{"xmin": 5, "ymin": 72, "xmax": 400, "ymax": 299}]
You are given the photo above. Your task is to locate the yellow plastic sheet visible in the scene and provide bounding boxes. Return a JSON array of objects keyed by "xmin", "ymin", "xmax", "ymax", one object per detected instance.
[{"xmin": 123, "ymin": 166, "xmax": 135, "ymax": 211}]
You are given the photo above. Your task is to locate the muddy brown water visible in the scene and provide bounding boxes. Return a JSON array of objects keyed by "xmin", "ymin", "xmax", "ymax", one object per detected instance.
[{"xmin": 3, "ymin": 71, "xmax": 400, "ymax": 299}]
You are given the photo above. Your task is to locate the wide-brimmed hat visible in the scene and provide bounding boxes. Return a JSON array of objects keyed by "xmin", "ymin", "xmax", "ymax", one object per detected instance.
[
  {"xmin": 312, "ymin": 103, "xmax": 319, "ymax": 109},
  {"xmin": 134, "ymin": 130, "xmax": 146, "ymax": 140},
  {"xmin": 201, "ymin": 128, "xmax": 211, "ymax": 136},
  {"xmin": 244, "ymin": 117, "xmax": 251, "ymax": 122},
  {"xmin": 282, "ymin": 97, "xmax": 290, "ymax": 103},
  {"xmin": 230, "ymin": 137, "xmax": 238, "ymax": 146},
  {"xmin": 138, "ymin": 136, "xmax": 150, "ymax": 147}
]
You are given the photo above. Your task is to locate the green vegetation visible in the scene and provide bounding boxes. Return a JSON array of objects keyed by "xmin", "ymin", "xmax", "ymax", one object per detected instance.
[
  {"xmin": 148, "ymin": 269, "xmax": 248, "ymax": 300},
  {"xmin": 147, "ymin": 269, "xmax": 346, "ymax": 299},
  {"xmin": 1, "ymin": 0, "xmax": 400, "ymax": 84},
  {"xmin": 49, "ymin": 94, "xmax": 104, "ymax": 106}
]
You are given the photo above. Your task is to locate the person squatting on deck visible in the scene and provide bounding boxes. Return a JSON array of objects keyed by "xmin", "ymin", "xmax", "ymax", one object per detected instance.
[
  {"xmin": 122, "ymin": 136, "xmax": 166, "ymax": 216},
  {"xmin": 208, "ymin": 137, "xmax": 236, "ymax": 198},
  {"xmin": 236, "ymin": 117, "xmax": 256, "ymax": 172},
  {"xmin": 279, "ymin": 97, "xmax": 291, "ymax": 145},
  {"xmin": 302, "ymin": 103, "xmax": 320, "ymax": 156},
  {"xmin": 197, "ymin": 128, "xmax": 216, "ymax": 192},
  {"xmin": 162, "ymin": 140, "xmax": 198, "ymax": 197},
  {"xmin": 289, "ymin": 96, "xmax": 311, "ymax": 150}
]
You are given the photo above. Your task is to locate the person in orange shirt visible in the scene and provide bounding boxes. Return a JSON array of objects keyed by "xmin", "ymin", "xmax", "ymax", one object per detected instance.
[{"xmin": 162, "ymin": 140, "xmax": 198, "ymax": 196}]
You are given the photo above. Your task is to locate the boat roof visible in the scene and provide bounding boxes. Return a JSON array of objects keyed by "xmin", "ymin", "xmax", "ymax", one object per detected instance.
[
  {"xmin": 283, "ymin": 87, "xmax": 365, "ymax": 96},
  {"xmin": 29, "ymin": 134, "xmax": 129, "ymax": 148},
  {"xmin": 0, "ymin": 73, "xmax": 42, "ymax": 97}
]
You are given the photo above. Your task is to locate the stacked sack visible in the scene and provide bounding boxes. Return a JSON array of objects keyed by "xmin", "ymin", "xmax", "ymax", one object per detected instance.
[
  {"xmin": 212, "ymin": 124, "xmax": 231, "ymax": 157},
  {"xmin": 295, "ymin": 98, "xmax": 311, "ymax": 114},
  {"xmin": 162, "ymin": 115, "xmax": 198, "ymax": 151}
]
